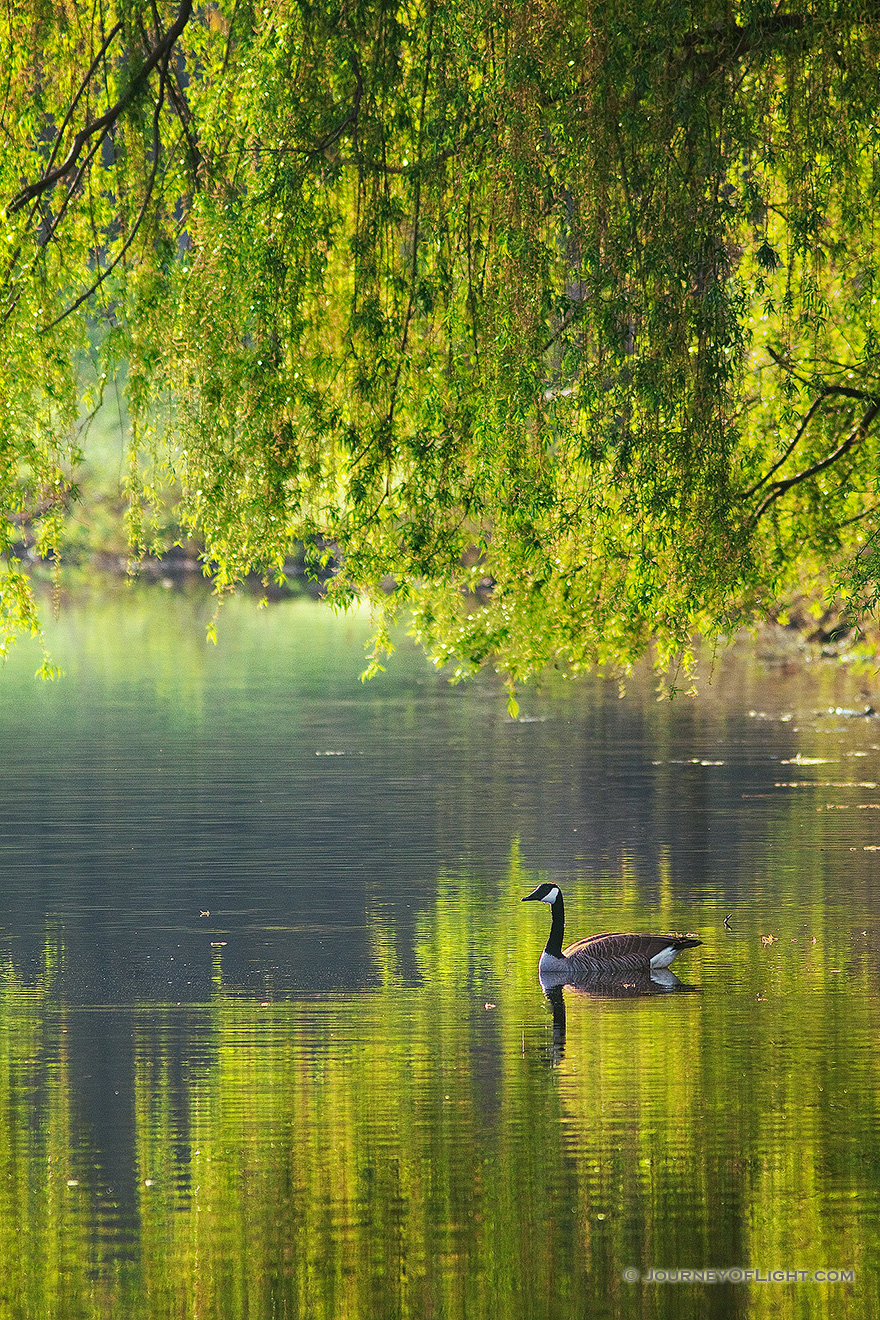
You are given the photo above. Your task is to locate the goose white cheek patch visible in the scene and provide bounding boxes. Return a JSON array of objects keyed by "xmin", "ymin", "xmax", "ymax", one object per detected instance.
[{"xmin": 542, "ymin": 887, "xmax": 560, "ymax": 904}]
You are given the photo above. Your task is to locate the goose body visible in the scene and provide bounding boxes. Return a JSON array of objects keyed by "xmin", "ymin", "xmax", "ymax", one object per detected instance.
[{"xmin": 522, "ymin": 883, "xmax": 700, "ymax": 978}]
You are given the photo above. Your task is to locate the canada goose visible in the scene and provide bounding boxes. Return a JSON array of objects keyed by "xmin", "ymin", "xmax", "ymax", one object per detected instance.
[{"xmin": 521, "ymin": 883, "xmax": 701, "ymax": 978}]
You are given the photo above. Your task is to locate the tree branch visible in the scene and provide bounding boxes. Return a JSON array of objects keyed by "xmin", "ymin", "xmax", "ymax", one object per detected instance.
[
  {"xmin": 541, "ymin": 304, "xmax": 580, "ymax": 355},
  {"xmin": 741, "ymin": 393, "xmax": 826, "ymax": 499},
  {"xmin": 742, "ymin": 347, "xmax": 880, "ymax": 506},
  {"xmin": 678, "ymin": 13, "xmax": 809, "ymax": 63},
  {"xmin": 41, "ymin": 54, "xmax": 171, "ymax": 332},
  {"xmin": 751, "ymin": 396, "xmax": 880, "ymax": 522},
  {"xmin": 40, "ymin": 20, "xmax": 124, "ymax": 191},
  {"xmin": 5, "ymin": 484, "xmax": 74, "ymax": 528},
  {"xmin": 767, "ymin": 344, "xmax": 878, "ymax": 401},
  {"xmin": 7, "ymin": 0, "xmax": 192, "ymax": 215},
  {"xmin": 306, "ymin": 50, "xmax": 363, "ymax": 158},
  {"xmin": 835, "ymin": 499, "xmax": 880, "ymax": 532}
]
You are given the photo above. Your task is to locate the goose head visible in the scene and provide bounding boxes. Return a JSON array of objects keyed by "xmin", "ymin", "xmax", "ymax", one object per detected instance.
[{"xmin": 521, "ymin": 883, "xmax": 561, "ymax": 905}]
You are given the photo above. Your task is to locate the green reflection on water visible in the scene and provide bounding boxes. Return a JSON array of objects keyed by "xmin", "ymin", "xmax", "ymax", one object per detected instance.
[
  {"xmin": 0, "ymin": 866, "xmax": 876, "ymax": 1320},
  {"xmin": 1, "ymin": 590, "xmax": 880, "ymax": 1318}
]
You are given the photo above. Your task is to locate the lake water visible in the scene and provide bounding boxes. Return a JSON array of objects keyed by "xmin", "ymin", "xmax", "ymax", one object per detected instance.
[{"xmin": 0, "ymin": 586, "xmax": 878, "ymax": 1319}]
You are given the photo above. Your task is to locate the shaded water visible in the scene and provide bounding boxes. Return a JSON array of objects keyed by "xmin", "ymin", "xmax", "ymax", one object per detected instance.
[{"xmin": 0, "ymin": 588, "xmax": 878, "ymax": 1318}]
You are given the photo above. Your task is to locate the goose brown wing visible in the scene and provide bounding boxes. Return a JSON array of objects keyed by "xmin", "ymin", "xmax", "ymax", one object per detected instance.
[{"xmin": 563, "ymin": 932, "xmax": 692, "ymax": 965}]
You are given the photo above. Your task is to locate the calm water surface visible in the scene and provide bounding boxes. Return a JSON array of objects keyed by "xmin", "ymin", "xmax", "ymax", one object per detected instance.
[{"xmin": 0, "ymin": 588, "xmax": 878, "ymax": 1319}]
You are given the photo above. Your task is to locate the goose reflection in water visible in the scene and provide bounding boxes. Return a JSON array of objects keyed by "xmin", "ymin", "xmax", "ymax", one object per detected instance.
[{"xmin": 541, "ymin": 971, "xmax": 700, "ymax": 1064}]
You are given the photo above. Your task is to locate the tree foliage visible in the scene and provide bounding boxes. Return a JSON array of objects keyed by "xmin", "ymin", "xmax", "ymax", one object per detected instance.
[{"xmin": 3, "ymin": 0, "xmax": 880, "ymax": 681}]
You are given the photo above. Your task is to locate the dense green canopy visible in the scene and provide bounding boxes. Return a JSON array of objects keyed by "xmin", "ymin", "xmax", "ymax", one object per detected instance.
[{"xmin": 3, "ymin": 0, "xmax": 880, "ymax": 684}]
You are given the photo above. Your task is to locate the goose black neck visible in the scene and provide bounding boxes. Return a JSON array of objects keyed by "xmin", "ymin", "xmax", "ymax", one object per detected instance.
[{"xmin": 545, "ymin": 891, "xmax": 565, "ymax": 959}]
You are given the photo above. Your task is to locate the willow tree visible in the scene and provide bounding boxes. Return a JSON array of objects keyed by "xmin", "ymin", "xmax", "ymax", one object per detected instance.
[{"xmin": 3, "ymin": 0, "xmax": 880, "ymax": 684}]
